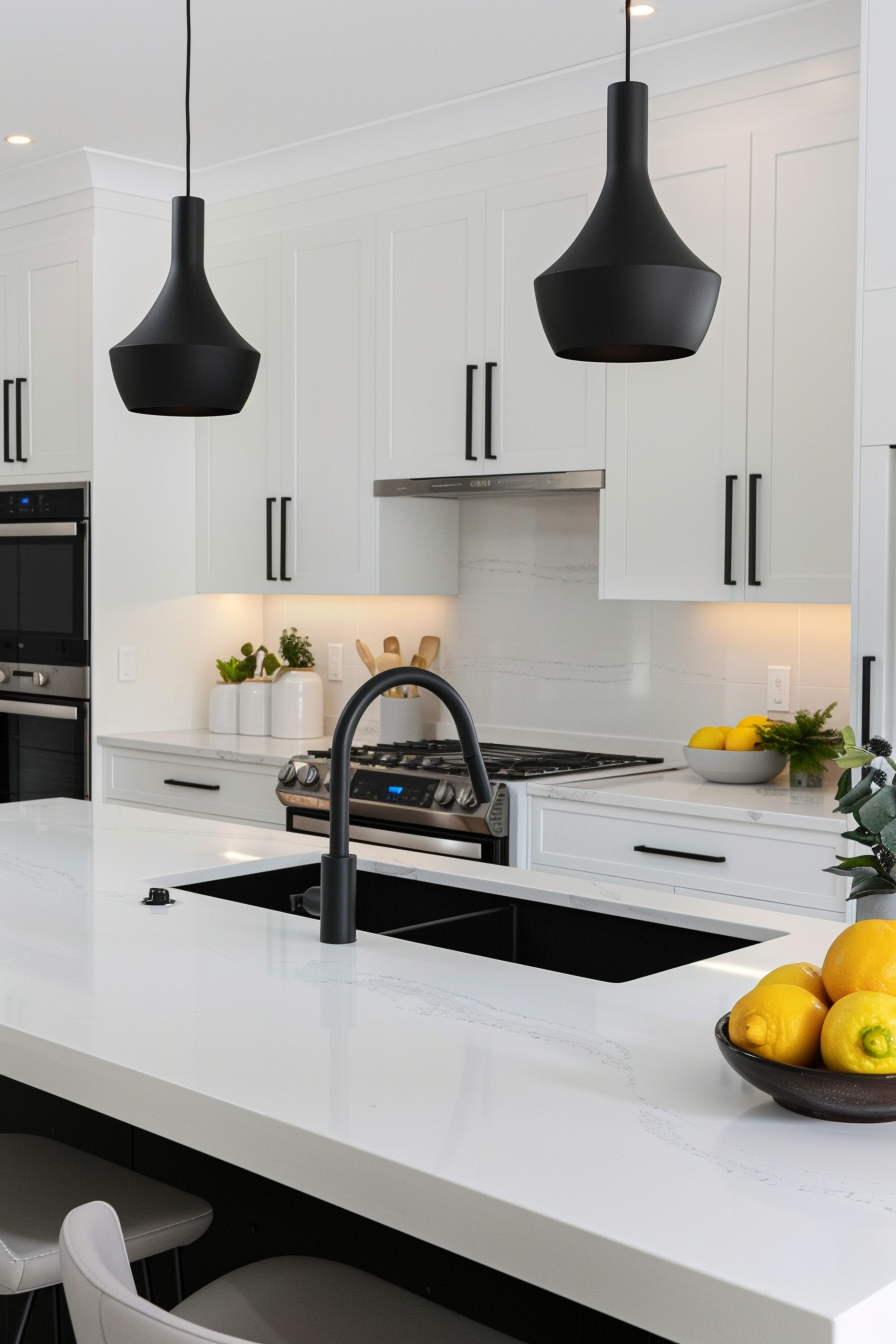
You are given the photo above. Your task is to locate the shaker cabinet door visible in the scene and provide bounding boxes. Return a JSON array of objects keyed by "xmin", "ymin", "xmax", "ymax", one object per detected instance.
[
  {"xmin": 601, "ymin": 134, "xmax": 751, "ymax": 600},
  {"xmin": 196, "ymin": 234, "xmax": 281, "ymax": 594},
  {"xmin": 375, "ymin": 193, "xmax": 486, "ymax": 480},
  {"xmin": 745, "ymin": 115, "xmax": 857, "ymax": 603},
  {"xmin": 484, "ymin": 169, "xmax": 606, "ymax": 475},
  {"xmin": 0, "ymin": 257, "xmax": 16, "ymax": 476}
]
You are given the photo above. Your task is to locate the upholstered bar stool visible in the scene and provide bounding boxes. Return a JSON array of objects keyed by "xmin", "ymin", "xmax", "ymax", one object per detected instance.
[
  {"xmin": 1, "ymin": 1135, "xmax": 212, "ymax": 1344},
  {"xmin": 62, "ymin": 1201, "xmax": 517, "ymax": 1344}
]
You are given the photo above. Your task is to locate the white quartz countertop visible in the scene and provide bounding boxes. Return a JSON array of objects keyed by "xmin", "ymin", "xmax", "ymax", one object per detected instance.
[
  {"xmin": 529, "ymin": 767, "xmax": 843, "ymax": 833},
  {"xmin": 97, "ymin": 728, "xmax": 331, "ymax": 767},
  {"xmin": 0, "ymin": 799, "xmax": 889, "ymax": 1344}
]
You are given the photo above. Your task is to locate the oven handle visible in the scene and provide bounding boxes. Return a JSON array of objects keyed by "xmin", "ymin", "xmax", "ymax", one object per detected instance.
[
  {"xmin": 0, "ymin": 522, "xmax": 79, "ymax": 537},
  {"xmin": 0, "ymin": 700, "xmax": 78, "ymax": 719}
]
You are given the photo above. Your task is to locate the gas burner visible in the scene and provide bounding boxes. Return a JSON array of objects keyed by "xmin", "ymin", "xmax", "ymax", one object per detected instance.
[{"xmin": 295, "ymin": 740, "xmax": 663, "ymax": 781}]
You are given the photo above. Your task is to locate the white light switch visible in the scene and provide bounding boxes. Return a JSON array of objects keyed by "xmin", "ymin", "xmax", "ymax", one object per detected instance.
[
  {"xmin": 118, "ymin": 647, "xmax": 136, "ymax": 682},
  {"xmin": 767, "ymin": 665, "xmax": 790, "ymax": 713},
  {"xmin": 328, "ymin": 643, "xmax": 343, "ymax": 682}
]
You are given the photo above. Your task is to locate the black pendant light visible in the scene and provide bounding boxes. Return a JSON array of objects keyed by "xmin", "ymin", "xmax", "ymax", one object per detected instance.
[
  {"xmin": 534, "ymin": 2, "xmax": 721, "ymax": 363},
  {"xmin": 110, "ymin": 0, "xmax": 260, "ymax": 415}
]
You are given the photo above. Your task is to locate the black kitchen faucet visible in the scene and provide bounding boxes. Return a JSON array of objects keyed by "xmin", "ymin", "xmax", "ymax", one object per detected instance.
[{"xmin": 313, "ymin": 668, "xmax": 491, "ymax": 943}]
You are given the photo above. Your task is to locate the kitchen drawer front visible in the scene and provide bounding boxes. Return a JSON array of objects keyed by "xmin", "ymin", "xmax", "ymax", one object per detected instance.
[
  {"xmin": 104, "ymin": 751, "xmax": 284, "ymax": 827},
  {"xmin": 530, "ymin": 798, "xmax": 844, "ymax": 911}
]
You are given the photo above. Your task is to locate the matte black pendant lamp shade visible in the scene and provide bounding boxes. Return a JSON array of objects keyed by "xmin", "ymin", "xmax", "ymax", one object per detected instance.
[
  {"xmin": 109, "ymin": 196, "xmax": 259, "ymax": 415},
  {"xmin": 534, "ymin": 80, "xmax": 721, "ymax": 362}
]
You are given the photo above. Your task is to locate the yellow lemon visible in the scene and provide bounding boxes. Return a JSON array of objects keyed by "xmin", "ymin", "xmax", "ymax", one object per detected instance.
[
  {"xmin": 724, "ymin": 724, "xmax": 761, "ymax": 751},
  {"xmin": 737, "ymin": 715, "xmax": 769, "ymax": 728},
  {"xmin": 756, "ymin": 962, "xmax": 831, "ymax": 1007},
  {"xmin": 688, "ymin": 726, "xmax": 725, "ymax": 750},
  {"xmin": 717, "ymin": 725, "xmax": 734, "ymax": 736},
  {"xmin": 822, "ymin": 920, "xmax": 896, "ymax": 1002},
  {"xmin": 728, "ymin": 983, "xmax": 827, "ymax": 1066},
  {"xmin": 821, "ymin": 991, "xmax": 896, "ymax": 1073}
]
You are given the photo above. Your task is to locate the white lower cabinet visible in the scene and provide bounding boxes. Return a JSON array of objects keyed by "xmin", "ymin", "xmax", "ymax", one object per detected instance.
[
  {"xmin": 104, "ymin": 749, "xmax": 285, "ymax": 829},
  {"xmin": 529, "ymin": 795, "xmax": 846, "ymax": 919}
]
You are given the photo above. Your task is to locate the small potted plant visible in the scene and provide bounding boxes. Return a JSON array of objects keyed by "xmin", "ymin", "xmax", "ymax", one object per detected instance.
[
  {"xmin": 209, "ymin": 645, "xmax": 271, "ymax": 734},
  {"xmin": 271, "ymin": 629, "xmax": 323, "ymax": 740},
  {"xmin": 827, "ymin": 728, "xmax": 896, "ymax": 919},
  {"xmin": 755, "ymin": 702, "xmax": 842, "ymax": 788},
  {"xmin": 237, "ymin": 644, "xmax": 280, "ymax": 736}
]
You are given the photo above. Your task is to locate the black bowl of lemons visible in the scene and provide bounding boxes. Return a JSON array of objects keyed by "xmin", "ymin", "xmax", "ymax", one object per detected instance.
[
  {"xmin": 685, "ymin": 715, "xmax": 787, "ymax": 784},
  {"xmin": 716, "ymin": 922, "xmax": 896, "ymax": 1121}
]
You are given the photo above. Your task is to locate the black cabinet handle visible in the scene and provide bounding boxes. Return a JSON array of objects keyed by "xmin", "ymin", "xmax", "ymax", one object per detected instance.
[
  {"xmin": 484, "ymin": 362, "xmax": 497, "ymax": 460},
  {"xmin": 724, "ymin": 474, "xmax": 737, "ymax": 585},
  {"xmin": 634, "ymin": 844, "xmax": 726, "ymax": 864},
  {"xmin": 465, "ymin": 364, "xmax": 478, "ymax": 460},
  {"xmin": 2, "ymin": 381, "xmax": 11, "ymax": 463},
  {"xmin": 265, "ymin": 497, "xmax": 276, "ymax": 581},
  {"xmin": 861, "ymin": 655, "xmax": 876, "ymax": 747},
  {"xmin": 748, "ymin": 473, "xmax": 761, "ymax": 585},
  {"xmin": 163, "ymin": 778, "xmax": 221, "ymax": 791},
  {"xmin": 279, "ymin": 496, "xmax": 291, "ymax": 581},
  {"xmin": 14, "ymin": 379, "xmax": 26, "ymax": 461}
]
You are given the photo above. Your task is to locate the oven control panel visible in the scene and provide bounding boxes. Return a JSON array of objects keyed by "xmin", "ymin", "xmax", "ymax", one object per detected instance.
[{"xmin": 349, "ymin": 769, "xmax": 437, "ymax": 808}]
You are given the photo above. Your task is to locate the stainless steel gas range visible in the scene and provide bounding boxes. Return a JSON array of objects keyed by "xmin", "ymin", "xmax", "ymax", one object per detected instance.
[{"xmin": 276, "ymin": 740, "xmax": 666, "ymax": 866}]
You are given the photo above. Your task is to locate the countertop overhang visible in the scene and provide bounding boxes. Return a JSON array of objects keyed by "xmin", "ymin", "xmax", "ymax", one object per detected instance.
[{"xmin": 0, "ymin": 799, "xmax": 889, "ymax": 1344}]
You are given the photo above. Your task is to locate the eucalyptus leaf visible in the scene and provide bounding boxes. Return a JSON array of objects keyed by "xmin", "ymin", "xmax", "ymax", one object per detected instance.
[
  {"xmin": 846, "ymin": 874, "xmax": 896, "ymax": 899},
  {"xmin": 840, "ymin": 826, "xmax": 878, "ymax": 846},
  {"xmin": 832, "ymin": 854, "xmax": 886, "ymax": 871},
  {"xmin": 859, "ymin": 784, "xmax": 896, "ymax": 833},
  {"xmin": 841, "ymin": 725, "xmax": 856, "ymax": 750},
  {"xmin": 836, "ymin": 773, "xmax": 875, "ymax": 812},
  {"xmin": 835, "ymin": 748, "xmax": 875, "ymax": 769}
]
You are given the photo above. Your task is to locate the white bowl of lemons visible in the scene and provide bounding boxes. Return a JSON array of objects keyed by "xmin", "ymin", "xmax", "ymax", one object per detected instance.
[{"xmin": 683, "ymin": 716, "xmax": 787, "ymax": 784}]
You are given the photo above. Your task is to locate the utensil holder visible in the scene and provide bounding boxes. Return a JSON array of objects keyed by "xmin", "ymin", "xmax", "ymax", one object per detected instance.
[
  {"xmin": 379, "ymin": 694, "xmax": 424, "ymax": 744},
  {"xmin": 271, "ymin": 669, "xmax": 324, "ymax": 739},
  {"xmin": 239, "ymin": 679, "xmax": 272, "ymax": 736},
  {"xmin": 208, "ymin": 682, "xmax": 240, "ymax": 734}
]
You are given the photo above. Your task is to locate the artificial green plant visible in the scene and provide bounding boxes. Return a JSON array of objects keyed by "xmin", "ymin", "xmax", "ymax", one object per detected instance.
[
  {"xmin": 755, "ymin": 702, "xmax": 842, "ymax": 777},
  {"xmin": 278, "ymin": 628, "xmax": 314, "ymax": 669},
  {"xmin": 825, "ymin": 727, "xmax": 896, "ymax": 902}
]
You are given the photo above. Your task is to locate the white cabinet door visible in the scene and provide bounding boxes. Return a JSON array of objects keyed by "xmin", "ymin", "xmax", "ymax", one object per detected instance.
[
  {"xmin": 746, "ymin": 115, "xmax": 857, "ymax": 603},
  {"xmin": 600, "ymin": 135, "xmax": 751, "ymax": 600},
  {"xmin": 0, "ymin": 256, "xmax": 16, "ymax": 474},
  {"xmin": 376, "ymin": 193, "xmax": 485, "ymax": 480},
  {"xmin": 484, "ymin": 170, "xmax": 606, "ymax": 474},
  {"xmin": 861, "ymin": 286, "xmax": 896, "ymax": 447},
  {"xmin": 196, "ymin": 235, "xmax": 281, "ymax": 594},
  {"xmin": 863, "ymin": 0, "xmax": 896, "ymax": 293},
  {"xmin": 281, "ymin": 216, "xmax": 377, "ymax": 594}
]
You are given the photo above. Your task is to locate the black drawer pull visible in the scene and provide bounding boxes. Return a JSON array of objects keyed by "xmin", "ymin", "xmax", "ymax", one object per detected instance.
[
  {"xmin": 163, "ymin": 778, "xmax": 221, "ymax": 791},
  {"xmin": 634, "ymin": 844, "xmax": 725, "ymax": 864}
]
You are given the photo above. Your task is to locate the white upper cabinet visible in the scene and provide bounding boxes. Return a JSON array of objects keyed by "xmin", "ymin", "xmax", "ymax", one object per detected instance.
[
  {"xmin": 483, "ymin": 170, "xmax": 606, "ymax": 475},
  {"xmin": 196, "ymin": 234, "xmax": 282, "ymax": 594},
  {"xmin": 0, "ymin": 239, "xmax": 91, "ymax": 479},
  {"xmin": 860, "ymin": 0, "xmax": 896, "ymax": 447},
  {"xmin": 376, "ymin": 194, "xmax": 485, "ymax": 480},
  {"xmin": 745, "ymin": 115, "xmax": 857, "ymax": 603},
  {"xmin": 601, "ymin": 135, "xmax": 751, "ymax": 600}
]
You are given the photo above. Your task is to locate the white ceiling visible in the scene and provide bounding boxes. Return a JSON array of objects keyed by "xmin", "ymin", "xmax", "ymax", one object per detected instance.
[{"xmin": 0, "ymin": 0, "xmax": 842, "ymax": 178}]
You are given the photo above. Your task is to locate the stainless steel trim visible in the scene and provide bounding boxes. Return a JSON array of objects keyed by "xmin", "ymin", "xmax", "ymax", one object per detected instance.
[
  {"xmin": 2, "ymin": 664, "xmax": 89, "ymax": 699},
  {"xmin": 277, "ymin": 790, "xmax": 501, "ymax": 835},
  {"xmin": 0, "ymin": 521, "xmax": 79, "ymax": 537},
  {"xmin": 374, "ymin": 470, "xmax": 605, "ymax": 499},
  {"xmin": 289, "ymin": 811, "xmax": 488, "ymax": 860},
  {"xmin": 0, "ymin": 700, "xmax": 78, "ymax": 720}
]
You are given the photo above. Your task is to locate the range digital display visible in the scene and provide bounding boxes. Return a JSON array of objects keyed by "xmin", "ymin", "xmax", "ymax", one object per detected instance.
[{"xmin": 350, "ymin": 769, "xmax": 437, "ymax": 808}]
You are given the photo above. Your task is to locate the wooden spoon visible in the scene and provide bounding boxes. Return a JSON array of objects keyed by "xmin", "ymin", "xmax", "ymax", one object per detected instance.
[
  {"xmin": 417, "ymin": 635, "xmax": 440, "ymax": 668},
  {"xmin": 355, "ymin": 639, "xmax": 377, "ymax": 679},
  {"xmin": 375, "ymin": 650, "xmax": 403, "ymax": 696},
  {"xmin": 384, "ymin": 635, "xmax": 401, "ymax": 660},
  {"xmin": 406, "ymin": 652, "xmax": 427, "ymax": 697}
]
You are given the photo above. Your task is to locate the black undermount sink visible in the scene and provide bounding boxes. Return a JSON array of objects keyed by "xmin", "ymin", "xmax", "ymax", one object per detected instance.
[{"xmin": 181, "ymin": 864, "xmax": 757, "ymax": 983}]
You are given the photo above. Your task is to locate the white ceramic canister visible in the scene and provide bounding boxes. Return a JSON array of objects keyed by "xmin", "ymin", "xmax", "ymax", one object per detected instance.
[
  {"xmin": 208, "ymin": 682, "xmax": 240, "ymax": 734},
  {"xmin": 271, "ymin": 669, "xmax": 324, "ymax": 739},
  {"xmin": 238, "ymin": 679, "xmax": 272, "ymax": 736},
  {"xmin": 379, "ymin": 693, "xmax": 424, "ymax": 745}
]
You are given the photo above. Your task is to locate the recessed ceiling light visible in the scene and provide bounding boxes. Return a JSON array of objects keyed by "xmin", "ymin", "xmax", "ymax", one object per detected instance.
[{"xmin": 5, "ymin": 135, "xmax": 32, "ymax": 146}]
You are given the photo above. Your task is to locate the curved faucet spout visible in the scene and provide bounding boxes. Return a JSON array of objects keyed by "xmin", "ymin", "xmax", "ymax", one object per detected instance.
[{"xmin": 320, "ymin": 668, "xmax": 490, "ymax": 944}]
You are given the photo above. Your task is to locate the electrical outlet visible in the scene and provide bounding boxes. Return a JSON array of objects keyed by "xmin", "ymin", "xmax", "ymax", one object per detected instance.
[
  {"xmin": 767, "ymin": 665, "xmax": 790, "ymax": 713},
  {"xmin": 118, "ymin": 647, "xmax": 136, "ymax": 683},
  {"xmin": 328, "ymin": 643, "xmax": 343, "ymax": 682}
]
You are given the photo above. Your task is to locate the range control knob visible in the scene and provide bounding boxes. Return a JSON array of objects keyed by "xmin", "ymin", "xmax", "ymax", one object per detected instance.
[
  {"xmin": 0, "ymin": 669, "xmax": 6, "ymax": 684},
  {"xmin": 433, "ymin": 780, "xmax": 455, "ymax": 808},
  {"xmin": 278, "ymin": 761, "xmax": 297, "ymax": 785},
  {"xmin": 456, "ymin": 786, "xmax": 478, "ymax": 810},
  {"xmin": 322, "ymin": 770, "xmax": 331, "ymax": 789},
  {"xmin": 296, "ymin": 763, "xmax": 321, "ymax": 788},
  {"xmin": 32, "ymin": 671, "xmax": 49, "ymax": 687},
  {"xmin": 421, "ymin": 755, "xmax": 442, "ymax": 769}
]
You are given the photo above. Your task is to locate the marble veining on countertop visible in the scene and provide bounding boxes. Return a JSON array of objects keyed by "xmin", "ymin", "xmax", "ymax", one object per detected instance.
[
  {"xmin": 97, "ymin": 728, "xmax": 331, "ymax": 767},
  {"xmin": 0, "ymin": 798, "xmax": 891, "ymax": 1344},
  {"xmin": 529, "ymin": 767, "xmax": 843, "ymax": 832}
]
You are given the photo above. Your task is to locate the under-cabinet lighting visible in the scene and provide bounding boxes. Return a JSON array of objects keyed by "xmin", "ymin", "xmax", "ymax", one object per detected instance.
[
  {"xmin": 5, "ymin": 135, "xmax": 32, "ymax": 145},
  {"xmin": 629, "ymin": 5, "xmax": 655, "ymax": 13}
]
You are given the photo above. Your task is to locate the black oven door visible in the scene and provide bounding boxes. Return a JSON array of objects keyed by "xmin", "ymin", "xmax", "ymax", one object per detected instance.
[
  {"xmin": 0, "ymin": 696, "xmax": 89, "ymax": 802},
  {"xmin": 0, "ymin": 522, "xmax": 88, "ymax": 661}
]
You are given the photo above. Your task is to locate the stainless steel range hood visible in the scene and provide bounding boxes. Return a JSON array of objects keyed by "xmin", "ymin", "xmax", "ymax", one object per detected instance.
[{"xmin": 374, "ymin": 469, "xmax": 604, "ymax": 499}]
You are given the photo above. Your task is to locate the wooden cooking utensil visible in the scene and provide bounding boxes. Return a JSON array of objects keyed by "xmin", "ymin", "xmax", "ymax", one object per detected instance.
[
  {"xmin": 417, "ymin": 635, "xmax": 440, "ymax": 668},
  {"xmin": 406, "ymin": 652, "xmax": 427, "ymax": 696},
  {"xmin": 355, "ymin": 639, "xmax": 378, "ymax": 679},
  {"xmin": 375, "ymin": 650, "xmax": 403, "ymax": 695},
  {"xmin": 384, "ymin": 635, "xmax": 401, "ymax": 660}
]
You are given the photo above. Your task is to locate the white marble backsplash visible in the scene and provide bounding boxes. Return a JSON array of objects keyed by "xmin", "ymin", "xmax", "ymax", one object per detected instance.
[{"xmin": 263, "ymin": 494, "xmax": 850, "ymax": 750}]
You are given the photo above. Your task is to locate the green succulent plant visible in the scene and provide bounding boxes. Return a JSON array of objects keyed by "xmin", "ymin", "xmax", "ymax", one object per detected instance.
[{"xmin": 216, "ymin": 643, "xmax": 279, "ymax": 683}]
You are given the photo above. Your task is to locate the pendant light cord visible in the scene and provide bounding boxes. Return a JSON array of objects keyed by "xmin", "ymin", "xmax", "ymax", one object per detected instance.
[
  {"xmin": 185, "ymin": 0, "xmax": 192, "ymax": 195},
  {"xmin": 624, "ymin": 0, "xmax": 631, "ymax": 81}
]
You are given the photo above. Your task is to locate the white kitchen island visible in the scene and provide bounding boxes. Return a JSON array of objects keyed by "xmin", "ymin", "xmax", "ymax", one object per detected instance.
[{"xmin": 0, "ymin": 798, "xmax": 891, "ymax": 1344}]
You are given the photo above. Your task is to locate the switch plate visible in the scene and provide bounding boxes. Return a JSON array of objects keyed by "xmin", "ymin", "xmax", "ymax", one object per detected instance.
[
  {"xmin": 118, "ymin": 647, "xmax": 136, "ymax": 683},
  {"xmin": 767, "ymin": 665, "xmax": 790, "ymax": 713},
  {"xmin": 328, "ymin": 643, "xmax": 343, "ymax": 682}
]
